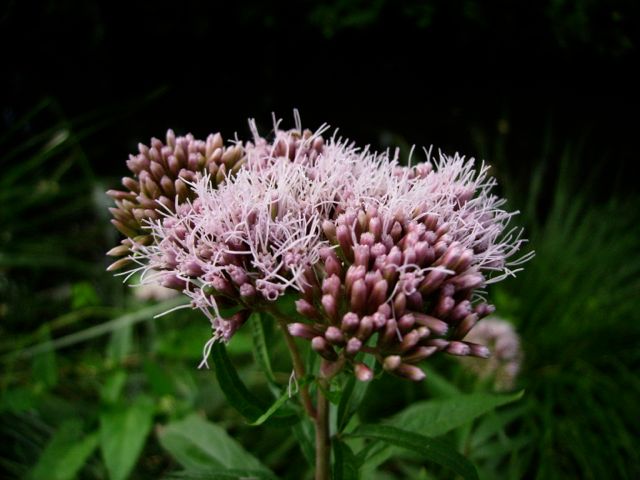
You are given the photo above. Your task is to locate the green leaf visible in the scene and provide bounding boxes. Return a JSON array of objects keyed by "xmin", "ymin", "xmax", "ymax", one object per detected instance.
[
  {"xmin": 248, "ymin": 312, "xmax": 277, "ymax": 385},
  {"xmin": 210, "ymin": 342, "xmax": 297, "ymax": 427},
  {"xmin": 210, "ymin": 341, "xmax": 268, "ymax": 418},
  {"xmin": 292, "ymin": 416, "xmax": 315, "ymax": 466},
  {"xmin": 363, "ymin": 391, "xmax": 524, "ymax": 471},
  {"xmin": 165, "ymin": 468, "xmax": 278, "ymax": 480},
  {"xmin": 390, "ymin": 390, "xmax": 524, "ymax": 438},
  {"xmin": 106, "ymin": 324, "xmax": 133, "ymax": 364},
  {"xmin": 144, "ymin": 360, "xmax": 175, "ymax": 396},
  {"xmin": 100, "ymin": 370, "xmax": 127, "ymax": 404},
  {"xmin": 32, "ymin": 326, "xmax": 57, "ymax": 388},
  {"xmin": 99, "ymin": 395, "xmax": 155, "ymax": 480},
  {"xmin": 30, "ymin": 420, "xmax": 98, "ymax": 480},
  {"xmin": 247, "ymin": 389, "xmax": 292, "ymax": 426},
  {"xmin": 158, "ymin": 414, "xmax": 267, "ymax": 472},
  {"xmin": 333, "ymin": 439, "xmax": 360, "ymax": 480},
  {"xmin": 348, "ymin": 424, "xmax": 478, "ymax": 480},
  {"xmin": 20, "ymin": 298, "xmax": 187, "ymax": 358}
]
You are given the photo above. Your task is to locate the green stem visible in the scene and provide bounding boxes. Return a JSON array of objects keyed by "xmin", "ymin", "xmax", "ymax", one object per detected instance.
[
  {"xmin": 315, "ymin": 376, "xmax": 330, "ymax": 480},
  {"xmin": 273, "ymin": 313, "xmax": 316, "ymax": 418}
]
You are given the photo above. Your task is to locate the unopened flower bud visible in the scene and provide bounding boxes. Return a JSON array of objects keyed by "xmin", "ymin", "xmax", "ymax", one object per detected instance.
[
  {"xmin": 383, "ymin": 355, "xmax": 402, "ymax": 371},
  {"xmin": 346, "ymin": 337, "xmax": 363, "ymax": 356},
  {"xmin": 350, "ymin": 279, "xmax": 367, "ymax": 313},
  {"xmin": 414, "ymin": 314, "xmax": 449, "ymax": 336},
  {"xmin": 354, "ymin": 363, "xmax": 374, "ymax": 382},
  {"xmin": 311, "ymin": 336, "xmax": 338, "ymax": 361},
  {"xmin": 396, "ymin": 363, "xmax": 426, "ymax": 381},
  {"xmin": 447, "ymin": 341, "xmax": 471, "ymax": 356},
  {"xmin": 325, "ymin": 326, "xmax": 344, "ymax": 345},
  {"xmin": 295, "ymin": 298, "xmax": 318, "ymax": 318}
]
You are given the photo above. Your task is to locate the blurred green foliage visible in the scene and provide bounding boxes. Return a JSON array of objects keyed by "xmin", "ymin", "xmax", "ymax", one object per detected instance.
[{"xmin": 0, "ymin": 101, "xmax": 638, "ymax": 479}]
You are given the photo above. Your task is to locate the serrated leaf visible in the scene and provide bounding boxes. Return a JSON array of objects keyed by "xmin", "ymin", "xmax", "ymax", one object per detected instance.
[
  {"xmin": 333, "ymin": 439, "xmax": 360, "ymax": 480},
  {"xmin": 158, "ymin": 414, "xmax": 268, "ymax": 473},
  {"xmin": 349, "ymin": 424, "xmax": 478, "ymax": 480},
  {"xmin": 30, "ymin": 420, "xmax": 98, "ymax": 480},
  {"xmin": 390, "ymin": 390, "xmax": 524, "ymax": 437},
  {"xmin": 363, "ymin": 390, "xmax": 524, "ymax": 471},
  {"xmin": 99, "ymin": 395, "xmax": 154, "ymax": 480}
]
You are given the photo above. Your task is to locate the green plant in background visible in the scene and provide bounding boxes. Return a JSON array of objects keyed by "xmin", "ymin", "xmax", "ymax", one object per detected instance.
[{"xmin": 472, "ymin": 123, "xmax": 640, "ymax": 480}]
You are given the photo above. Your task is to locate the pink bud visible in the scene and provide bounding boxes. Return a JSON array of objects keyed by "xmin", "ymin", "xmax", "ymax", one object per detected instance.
[
  {"xmin": 321, "ymin": 294, "xmax": 338, "ymax": 321},
  {"xmin": 295, "ymin": 299, "xmax": 318, "ymax": 318},
  {"xmin": 161, "ymin": 274, "xmax": 186, "ymax": 290},
  {"xmin": 182, "ymin": 260, "xmax": 204, "ymax": 277},
  {"xmin": 434, "ymin": 295, "xmax": 455, "ymax": 318},
  {"xmin": 396, "ymin": 363, "xmax": 426, "ymax": 381},
  {"xmin": 447, "ymin": 341, "xmax": 471, "ymax": 356},
  {"xmin": 325, "ymin": 326, "xmax": 344, "ymax": 345},
  {"xmin": 354, "ymin": 245, "xmax": 370, "ymax": 267},
  {"xmin": 345, "ymin": 265, "xmax": 366, "ymax": 293},
  {"xmin": 289, "ymin": 323, "xmax": 318, "ymax": 339},
  {"xmin": 397, "ymin": 313, "xmax": 415, "ymax": 332},
  {"xmin": 455, "ymin": 313, "xmax": 479, "ymax": 339},
  {"xmin": 239, "ymin": 283, "xmax": 256, "ymax": 298},
  {"xmin": 360, "ymin": 232, "xmax": 375, "ymax": 247},
  {"xmin": 322, "ymin": 220, "xmax": 337, "ymax": 243},
  {"xmin": 324, "ymin": 253, "xmax": 342, "ymax": 277},
  {"xmin": 383, "ymin": 355, "xmax": 402, "ymax": 371},
  {"xmin": 400, "ymin": 329, "xmax": 421, "ymax": 352},
  {"xmin": 414, "ymin": 314, "xmax": 449, "ymax": 336},
  {"xmin": 402, "ymin": 346, "xmax": 438, "ymax": 363},
  {"xmin": 369, "ymin": 279, "xmax": 388, "ymax": 308},
  {"xmin": 357, "ymin": 316, "xmax": 374, "ymax": 340},
  {"xmin": 350, "ymin": 279, "xmax": 367, "ymax": 313},
  {"xmin": 415, "ymin": 241, "xmax": 435, "ymax": 266},
  {"xmin": 369, "ymin": 217, "xmax": 383, "ymax": 239},
  {"xmin": 393, "ymin": 292, "xmax": 407, "ymax": 317},
  {"xmin": 419, "ymin": 269, "xmax": 448, "ymax": 294},
  {"xmin": 381, "ymin": 319, "xmax": 399, "ymax": 345},
  {"xmin": 311, "ymin": 336, "xmax": 337, "ymax": 361},
  {"xmin": 466, "ymin": 342, "xmax": 491, "ymax": 358},
  {"xmin": 390, "ymin": 221, "xmax": 403, "ymax": 241},
  {"xmin": 336, "ymin": 224, "xmax": 353, "ymax": 260},
  {"xmin": 346, "ymin": 337, "xmax": 363, "ymax": 356},
  {"xmin": 370, "ymin": 242, "xmax": 387, "ymax": 258},
  {"xmin": 341, "ymin": 312, "xmax": 360, "ymax": 332},
  {"xmin": 354, "ymin": 362, "xmax": 374, "ymax": 382},
  {"xmin": 322, "ymin": 274, "xmax": 342, "ymax": 298},
  {"xmin": 425, "ymin": 338, "xmax": 450, "ymax": 351},
  {"xmin": 450, "ymin": 272, "xmax": 485, "ymax": 291}
]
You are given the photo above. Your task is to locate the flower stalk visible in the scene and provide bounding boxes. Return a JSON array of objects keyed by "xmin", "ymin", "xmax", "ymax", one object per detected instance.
[{"xmin": 314, "ymin": 373, "xmax": 331, "ymax": 480}]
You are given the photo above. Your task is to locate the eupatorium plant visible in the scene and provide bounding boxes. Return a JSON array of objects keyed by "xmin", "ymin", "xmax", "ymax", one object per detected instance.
[{"xmin": 107, "ymin": 114, "xmax": 531, "ymax": 480}]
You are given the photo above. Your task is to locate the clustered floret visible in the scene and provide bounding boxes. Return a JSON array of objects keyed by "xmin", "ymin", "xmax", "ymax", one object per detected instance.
[{"xmin": 108, "ymin": 114, "xmax": 532, "ymax": 381}]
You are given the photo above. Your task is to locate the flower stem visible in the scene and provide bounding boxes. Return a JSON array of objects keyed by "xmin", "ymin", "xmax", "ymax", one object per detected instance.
[
  {"xmin": 274, "ymin": 314, "xmax": 316, "ymax": 418},
  {"xmin": 315, "ymin": 376, "xmax": 330, "ymax": 480}
]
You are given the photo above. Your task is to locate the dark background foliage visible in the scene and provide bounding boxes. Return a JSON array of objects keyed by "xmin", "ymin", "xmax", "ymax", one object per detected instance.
[{"xmin": 1, "ymin": 1, "xmax": 639, "ymax": 479}]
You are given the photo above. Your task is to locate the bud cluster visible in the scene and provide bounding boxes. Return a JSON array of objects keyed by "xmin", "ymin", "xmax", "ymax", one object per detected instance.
[
  {"xmin": 108, "ymin": 115, "xmax": 531, "ymax": 381},
  {"xmin": 106, "ymin": 130, "xmax": 245, "ymax": 270}
]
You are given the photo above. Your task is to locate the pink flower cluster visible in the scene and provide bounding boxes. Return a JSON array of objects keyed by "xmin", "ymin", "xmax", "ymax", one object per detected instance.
[{"xmin": 114, "ymin": 115, "xmax": 532, "ymax": 380}]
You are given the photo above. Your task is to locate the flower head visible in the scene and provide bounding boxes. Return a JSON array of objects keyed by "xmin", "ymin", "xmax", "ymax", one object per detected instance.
[{"xmin": 108, "ymin": 114, "xmax": 532, "ymax": 380}]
